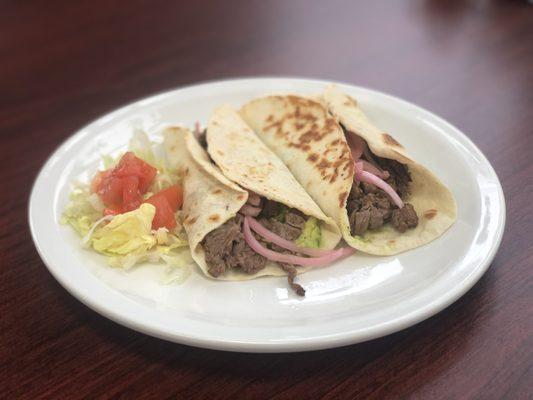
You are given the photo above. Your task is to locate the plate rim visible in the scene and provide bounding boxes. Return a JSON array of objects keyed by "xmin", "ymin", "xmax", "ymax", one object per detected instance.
[{"xmin": 28, "ymin": 76, "xmax": 506, "ymax": 352}]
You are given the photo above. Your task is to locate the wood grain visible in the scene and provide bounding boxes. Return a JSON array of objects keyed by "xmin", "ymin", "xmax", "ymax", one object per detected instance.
[{"xmin": 1, "ymin": 1, "xmax": 532, "ymax": 399}]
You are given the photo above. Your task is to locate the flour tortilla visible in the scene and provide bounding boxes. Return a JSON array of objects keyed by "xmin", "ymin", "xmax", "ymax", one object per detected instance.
[
  {"xmin": 240, "ymin": 87, "xmax": 456, "ymax": 255},
  {"xmin": 206, "ymin": 105, "xmax": 341, "ymax": 250},
  {"xmin": 164, "ymin": 126, "xmax": 284, "ymax": 279},
  {"xmin": 163, "ymin": 124, "xmax": 338, "ymax": 281}
]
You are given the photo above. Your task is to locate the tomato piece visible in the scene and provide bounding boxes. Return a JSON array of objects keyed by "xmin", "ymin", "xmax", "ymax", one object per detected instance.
[
  {"xmin": 121, "ymin": 175, "xmax": 141, "ymax": 212},
  {"xmin": 97, "ymin": 175, "xmax": 123, "ymax": 210},
  {"xmin": 114, "ymin": 152, "xmax": 157, "ymax": 193},
  {"xmin": 144, "ymin": 195, "xmax": 176, "ymax": 230},
  {"xmin": 147, "ymin": 185, "xmax": 183, "ymax": 211},
  {"xmin": 91, "ymin": 152, "xmax": 158, "ymax": 214},
  {"xmin": 91, "ymin": 169, "xmax": 113, "ymax": 193}
]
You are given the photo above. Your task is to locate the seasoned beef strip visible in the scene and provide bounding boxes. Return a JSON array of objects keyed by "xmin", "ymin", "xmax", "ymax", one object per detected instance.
[
  {"xmin": 346, "ymin": 141, "xmax": 419, "ymax": 236},
  {"xmin": 391, "ymin": 203, "xmax": 418, "ymax": 233},
  {"xmin": 202, "ymin": 215, "xmax": 267, "ymax": 277},
  {"xmin": 278, "ymin": 263, "xmax": 305, "ymax": 296},
  {"xmin": 284, "ymin": 209, "xmax": 306, "ymax": 230},
  {"xmin": 260, "ymin": 199, "xmax": 283, "ymax": 219},
  {"xmin": 202, "ymin": 200, "xmax": 309, "ymax": 295},
  {"xmin": 259, "ymin": 218, "xmax": 302, "ymax": 242},
  {"xmin": 377, "ymin": 158, "xmax": 411, "ymax": 198},
  {"xmin": 203, "ymin": 216, "xmax": 242, "ymax": 277},
  {"xmin": 226, "ymin": 233, "xmax": 268, "ymax": 274}
]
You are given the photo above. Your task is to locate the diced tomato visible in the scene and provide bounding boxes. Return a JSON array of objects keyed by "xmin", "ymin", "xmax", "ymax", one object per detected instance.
[
  {"xmin": 147, "ymin": 185, "xmax": 183, "ymax": 211},
  {"xmin": 121, "ymin": 175, "xmax": 141, "ymax": 212},
  {"xmin": 97, "ymin": 175, "xmax": 123, "ymax": 210},
  {"xmin": 91, "ymin": 169, "xmax": 113, "ymax": 194},
  {"xmin": 91, "ymin": 152, "xmax": 157, "ymax": 214},
  {"xmin": 113, "ymin": 152, "xmax": 157, "ymax": 193},
  {"xmin": 144, "ymin": 195, "xmax": 176, "ymax": 230}
]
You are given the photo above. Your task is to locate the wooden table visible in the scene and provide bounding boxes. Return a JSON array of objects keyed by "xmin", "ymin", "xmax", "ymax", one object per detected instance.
[{"xmin": 2, "ymin": 1, "xmax": 531, "ymax": 398}]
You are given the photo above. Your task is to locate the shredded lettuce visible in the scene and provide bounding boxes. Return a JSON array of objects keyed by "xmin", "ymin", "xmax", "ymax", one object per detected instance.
[
  {"xmin": 62, "ymin": 131, "xmax": 191, "ymax": 280},
  {"xmin": 295, "ymin": 217, "xmax": 321, "ymax": 248},
  {"xmin": 129, "ymin": 130, "xmax": 181, "ymax": 193},
  {"xmin": 61, "ymin": 185, "xmax": 104, "ymax": 236},
  {"xmin": 91, "ymin": 204, "xmax": 157, "ymax": 255},
  {"xmin": 129, "ymin": 129, "xmax": 157, "ymax": 167},
  {"xmin": 101, "ymin": 154, "xmax": 117, "ymax": 169}
]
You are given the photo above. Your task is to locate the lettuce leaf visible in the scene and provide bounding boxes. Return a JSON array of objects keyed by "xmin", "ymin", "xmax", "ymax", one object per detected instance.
[
  {"xmin": 91, "ymin": 203, "xmax": 157, "ymax": 255},
  {"xmin": 61, "ymin": 185, "xmax": 103, "ymax": 236}
]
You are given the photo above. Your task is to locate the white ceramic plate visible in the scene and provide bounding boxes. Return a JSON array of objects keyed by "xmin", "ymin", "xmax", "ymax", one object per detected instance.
[{"xmin": 29, "ymin": 78, "xmax": 505, "ymax": 352}]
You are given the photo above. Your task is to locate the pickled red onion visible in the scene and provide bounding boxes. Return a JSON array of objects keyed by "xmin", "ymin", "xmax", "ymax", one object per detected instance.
[
  {"xmin": 247, "ymin": 216, "xmax": 335, "ymax": 257},
  {"xmin": 239, "ymin": 204, "xmax": 262, "ymax": 217},
  {"xmin": 243, "ymin": 217, "xmax": 351, "ymax": 267},
  {"xmin": 361, "ymin": 160, "xmax": 390, "ymax": 179},
  {"xmin": 354, "ymin": 162, "xmax": 404, "ymax": 208}
]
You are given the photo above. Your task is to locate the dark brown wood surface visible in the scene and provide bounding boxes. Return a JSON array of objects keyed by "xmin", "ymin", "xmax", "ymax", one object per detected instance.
[{"xmin": 1, "ymin": 1, "xmax": 532, "ymax": 399}]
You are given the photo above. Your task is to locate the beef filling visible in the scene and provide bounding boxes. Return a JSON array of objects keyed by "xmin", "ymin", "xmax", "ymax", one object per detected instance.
[
  {"xmin": 201, "ymin": 200, "xmax": 308, "ymax": 296},
  {"xmin": 391, "ymin": 203, "xmax": 418, "ymax": 233},
  {"xmin": 347, "ymin": 147, "xmax": 419, "ymax": 236},
  {"xmin": 279, "ymin": 264, "xmax": 306, "ymax": 296},
  {"xmin": 203, "ymin": 215, "xmax": 267, "ymax": 277},
  {"xmin": 257, "ymin": 207, "xmax": 307, "ymax": 296}
]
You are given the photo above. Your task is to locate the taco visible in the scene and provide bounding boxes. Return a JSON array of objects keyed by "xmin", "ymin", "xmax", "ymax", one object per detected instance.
[
  {"xmin": 164, "ymin": 109, "xmax": 345, "ymax": 296},
  {"xmin": 239, "ymin": 86, "xmax": 456, "ymax": 255}
]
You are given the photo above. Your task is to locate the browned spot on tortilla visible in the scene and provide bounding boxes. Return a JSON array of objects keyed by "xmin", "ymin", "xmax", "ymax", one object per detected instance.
[
  {"xmin": 295, "ymin": 122, "xmax": 305, "ymax": 130},
  {"xmin": 325, "ymin": 118, "xmax": 337, "ymax": 131},
  {"xmin": 287, "ymin": 95, "xmax": 319, "ymax": 110},
  {"xmin": 388, "ymin": 239, "xmax": 396, "ymax": 245},
  {"xmin": 265, "ymin": 120, "xmax": 282, "ymax": 132},
  {"xmin": 266, "ymin": 114, "xmax": 274, "ymax": 123},
  {"xmin": 307, "ymin": 153, "xmax": 319, "ymax": 162},
  {"xmin": 317, "ymin": 159, "xmax": 331, "ymax": 169},
  {"xmin": 424, "ymin": 209, "xmax": 438, "ymax": 219},
  {"xmin": 382, "ymin": 133, "xmax": 402, "ymax": 147},
  {"xmin": 217, "ymin": 150, "xmax": 224, "ymax": 156},
  {"xmin": 212, "ymin": 189, "xmax": 222, "ymax": 195},
  {"xmin": 301, "ymin": 112, "xmax": 317, "ymax": 123},
  {"xmin": 338, "ymin": 191, "xmax": 348, "ymax": 207},
  {"xmin": 208, "ymin": 214, "xmax": 220, "ymax": 222},
  {"xmin": 237, "ymin": 194, "xmax": 246, "ymax": 200}
]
